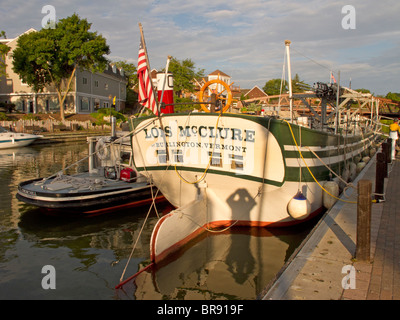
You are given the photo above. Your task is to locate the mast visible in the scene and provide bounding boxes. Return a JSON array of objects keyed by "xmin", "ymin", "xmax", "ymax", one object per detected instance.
[
  {"xmin": 285, "ymin": 40, "xmax": 293, "ymax": 122},
  {"xmin": 335, "ymin": 70, "xmax": 340, "ymax": 134}
]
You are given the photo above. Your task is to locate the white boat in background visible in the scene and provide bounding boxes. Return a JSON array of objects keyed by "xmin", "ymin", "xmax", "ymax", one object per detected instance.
[{"xmin": 0, "ymin": 126, "xmax": 43, "ymax": 149}]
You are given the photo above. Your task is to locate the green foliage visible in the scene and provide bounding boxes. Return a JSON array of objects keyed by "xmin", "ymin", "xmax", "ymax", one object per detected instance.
[
  {"xmin": 241, "ymin": 103, "xmax": 260, "ymax": 114},
  {"xmin": 113, "ymin": 60, "xmax": 137, "ymax": 88},
  {"xmin": 292, "ymin": 73, "xmax": 310, "ymax": 93},
  {"xmin": 21, "ymin": 114, "xmax": 39, "ymax": 120},
  {"xmin": 263, "ymin": 74, "xmax": 309, "ymax": 95},
  {"xmin": 380, "ymin": 119, "xmax": 393, "ymax": 134},
  {"xmin": 355, "ymin": 88, "xmax": 371, "ymax": 94},
  {"xmin": 0, "ymin": 30, "xmax": 10, "ymax": 80},
  {"xmin": 240, "ymin": 93, "xmax": 249, "ymax": 100},
  {"xmin": 90, "ymin": 108, "xmax": 126, "ymax": 125},
  {"xmin": 12, "ymin": 14, "xmax": 110, "ymax": 120},
  {"xmin": 167, "ymin": 57, "xmax": 205, "ymax": 97},
  {"xmin": 0, "ymin": 112, "xmax": 9, "ymax": 121},
  {"xmin": 113, "ymin": 60, "xmax": 138, "ymax": 107},
  {"xmin": 173, "ymin": 96, "xmax": 197, "ymax": 113},
  {"xmin": 386, "ymin": 92, "xmax": 400, "ymax": 102},
  {"xmin": 263, "ymin": 79, "xmax": 288, "ymax": 95}
]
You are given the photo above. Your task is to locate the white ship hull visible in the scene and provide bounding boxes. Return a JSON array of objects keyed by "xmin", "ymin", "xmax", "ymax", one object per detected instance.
[{"xmin": 131, "ymin": 113, "xmax": 378, "ymax": 262}]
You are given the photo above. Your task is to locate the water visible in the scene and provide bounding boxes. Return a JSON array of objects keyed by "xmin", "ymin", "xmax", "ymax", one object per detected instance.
[{"xmin": 0, "ymin": 142, "xmax": 318, "ymax": 300}]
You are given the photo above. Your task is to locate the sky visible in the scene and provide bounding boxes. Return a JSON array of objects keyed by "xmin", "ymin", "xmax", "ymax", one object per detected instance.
[{"xmin": 1, "ymin": 0, "xmax": 400, "ymax": 95}]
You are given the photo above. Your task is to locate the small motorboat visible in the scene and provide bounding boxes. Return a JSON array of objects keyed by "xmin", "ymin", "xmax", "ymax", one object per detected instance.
[
  {"xmin": 16, "ymin": 132, "xmax": 165, "ymax": 216},
  {"xmin": 16, "ymin": 170, "xmax": 164, "ymax": 216},
  {"xmin": 0, "ymin": 125, "xmax": 43, "ymax": 149}
]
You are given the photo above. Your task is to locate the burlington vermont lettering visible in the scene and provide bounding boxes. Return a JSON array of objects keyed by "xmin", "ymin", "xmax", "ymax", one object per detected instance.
[{"xmin": 143, "ymin": 123, "xmax": 256, "ymax": 171}]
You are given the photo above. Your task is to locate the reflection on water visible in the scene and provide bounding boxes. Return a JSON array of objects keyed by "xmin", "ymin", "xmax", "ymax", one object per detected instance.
[
  {"xmin": 0, "ymin": 142, "xmax": 318, "ymax": 300},
  {"xmin": 118, "ymin": 223, "xmax": 316, "ymax": 300}
]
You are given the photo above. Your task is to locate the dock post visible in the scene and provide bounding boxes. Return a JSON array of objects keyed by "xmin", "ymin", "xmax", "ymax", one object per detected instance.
[
  {"xmin": 88, "ymin": 137, "xmax": 96, "ymax": 173},
  {"xmin": 375, "ymin": 152, "xmax": 385, "ymax": 200},
  {"xmin": 382, "ymin": 139, "xmax": 391, "ymax": 165},
  {"xmin": 356, "ymin": 179, "xmax": 372, "ymax": 262}
]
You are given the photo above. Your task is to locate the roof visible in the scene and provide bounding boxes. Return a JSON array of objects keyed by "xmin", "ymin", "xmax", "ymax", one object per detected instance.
[
  {"xmin": 3, "ymin": 28, "xmax": 37, "ymax": 46},
  {"xmin": 245, "ymin": 85, "xmax": 268, "ymax": 99},
  {"xmin": 150, "ymin": 69, "xmax": 158, "ymax": 79},
  {"xmin": 208, "ymin": 70, "xmax": 230, "ymax": 78},
  {"xmin": 233, "ymin": 86, "xmax": 268, "ymax": 99}
]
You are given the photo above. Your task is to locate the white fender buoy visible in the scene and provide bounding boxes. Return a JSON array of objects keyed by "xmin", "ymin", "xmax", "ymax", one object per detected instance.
[
  {"xmin": 349, "ymin": 162, "xmax": 357, "ymax": 181},
  {"xmin": 323, "ymin": 181, "xmax": 339, "ymax": 209},
  {"xmin": 342, "ymin": 168, "xmax": 350, "ymax": 182},
  {"xmin": 95, "ymin": 137, "xmax": 109, "ymax": 160},
  {"xmin": 362, "ymin": 156, "xmax": 370, "ymax": 163},
  {"xmin": 287, "ymin": 191, "xmax": 311, "ymax": 220},
  {"xmin": 356, "ymin": 161, "xmax": 366, "ymax": 173},
  {"xmin": 339, "ymin": 168, "xmax": 350, "ymax": 191},
  {"xmin": 369, "ymin": 148, "xmax": 376, "ymax": 157}
]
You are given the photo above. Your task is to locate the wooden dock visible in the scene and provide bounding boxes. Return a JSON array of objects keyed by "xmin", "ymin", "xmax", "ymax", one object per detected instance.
[{"xmin": 260, "ymin": 148, "xmax": 400, "ymax": 300}]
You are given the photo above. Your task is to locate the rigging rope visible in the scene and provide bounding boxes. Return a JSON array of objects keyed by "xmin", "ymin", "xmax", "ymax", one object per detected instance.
[{"xmin": 283, "ymin": 119, "xmax": 357, "ymax": 204}]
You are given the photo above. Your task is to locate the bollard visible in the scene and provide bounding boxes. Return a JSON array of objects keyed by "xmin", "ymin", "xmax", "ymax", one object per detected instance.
[
  {"xmin": 375, "ymin": 152, "xmax": 386, "ymax": 201},
  {"xmin": 382, "ymin": 141, "xmax": 391, "ymax": 165},
  {"xmin": 356, "ymin": 180, "xmax": 372, "ymax": 262}
]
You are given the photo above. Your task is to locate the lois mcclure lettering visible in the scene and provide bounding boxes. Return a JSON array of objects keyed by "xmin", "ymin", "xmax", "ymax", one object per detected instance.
[{"xmin": 144, "ymin": 125, "xmax": 256, "ymax": 142}]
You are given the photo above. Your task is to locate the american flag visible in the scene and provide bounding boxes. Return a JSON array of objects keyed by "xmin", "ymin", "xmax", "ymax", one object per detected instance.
[
  {"xmin": 137, "ymin": 47, "xmax": 158, "ymax": 115},
  {"xmin": 330, "ymin": 71, "xmax": 337, "ymax": 84}
]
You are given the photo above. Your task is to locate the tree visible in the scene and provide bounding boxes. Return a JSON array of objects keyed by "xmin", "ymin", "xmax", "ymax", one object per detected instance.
[
  {"xmin": 0, "ymin": 31, "xmax": 10, "ymax": 80},
  {"xmin": 166, "ymin": 57, "xmax": 205, "ymax": 97},
  {"xmin": 292, "ymin": 73, "xmax": 309, "ymax": 93},
  {"xmin": 12, "ymin": 14, "xmax": 110, "ymax": 120},
  {"xmin": 263, "ymin": 74, "xmax": 309, "ymax": 96},
  {"xmin": 355, "ymin": 88, "xmax": 371, "ymax": 94},
  {"xmin": 263, "ymin": 79, "xmax": 288, "ymax": 96},
  {"xmin": 113, "ymin": 60, "xmax": 137, "ymax": 88},
  {"xmin": 113, "ymin": 60, "xmax": 138, "ymax": 108},
  {"xmin": 386, "ymin": 92, "xmax": 400, "ymax": 102}
]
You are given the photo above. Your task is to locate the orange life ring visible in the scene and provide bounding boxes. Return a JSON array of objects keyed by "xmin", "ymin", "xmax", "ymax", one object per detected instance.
[{"xmin": 199, "ymin": 79, "xmax": 232, "ymax": 113}]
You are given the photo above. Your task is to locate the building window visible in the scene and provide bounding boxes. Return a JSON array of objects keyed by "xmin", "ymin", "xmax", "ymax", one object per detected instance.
[
  {"xmin": 80, "ymin": 97, "xmax": 90, "ymax": 111},
  {"xmin": 103, "ymin": 102, "xmax": 109, "ymax": 108},
  {"xmin": 94, "ymin": 80, "xmax": 99, "ymax": 87},
  {"xmin": 104, "ymin": 83, "xmax": 108, "ymax": 90},
  {"xmin": 83, "ymin": 77, "xmax": 88, "ymax": 85}
]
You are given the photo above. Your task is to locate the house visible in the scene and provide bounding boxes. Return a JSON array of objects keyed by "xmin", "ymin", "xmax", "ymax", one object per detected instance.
[
  {"xmin": 207, "ymin": 70, "xmax": 232, "ymax": 91},
  {"xmin": 233, "ymin": 85, "xmax": 268, "ymax": 101},
  {"xmin": 0, "ymin": 29, "xmax": 127, "ymax": 114}
]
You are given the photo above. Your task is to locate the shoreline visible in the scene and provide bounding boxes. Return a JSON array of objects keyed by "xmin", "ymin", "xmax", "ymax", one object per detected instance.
[{"xmin": 32, "ymin": 130, "xmax": 112, "ymax": 145}]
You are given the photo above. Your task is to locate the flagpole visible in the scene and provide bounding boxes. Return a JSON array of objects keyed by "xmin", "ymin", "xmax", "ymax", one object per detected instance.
[
  {"xmin": 139, "ymin": 23, "xmax": 159, "ymax": 112},
  {"xmin": 138, "ymin": 23, "xmax": 169, "ymax": 161},
  {"xmin": 285, "ymin": 40, "xmax": 293, "ymax": 122}
]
